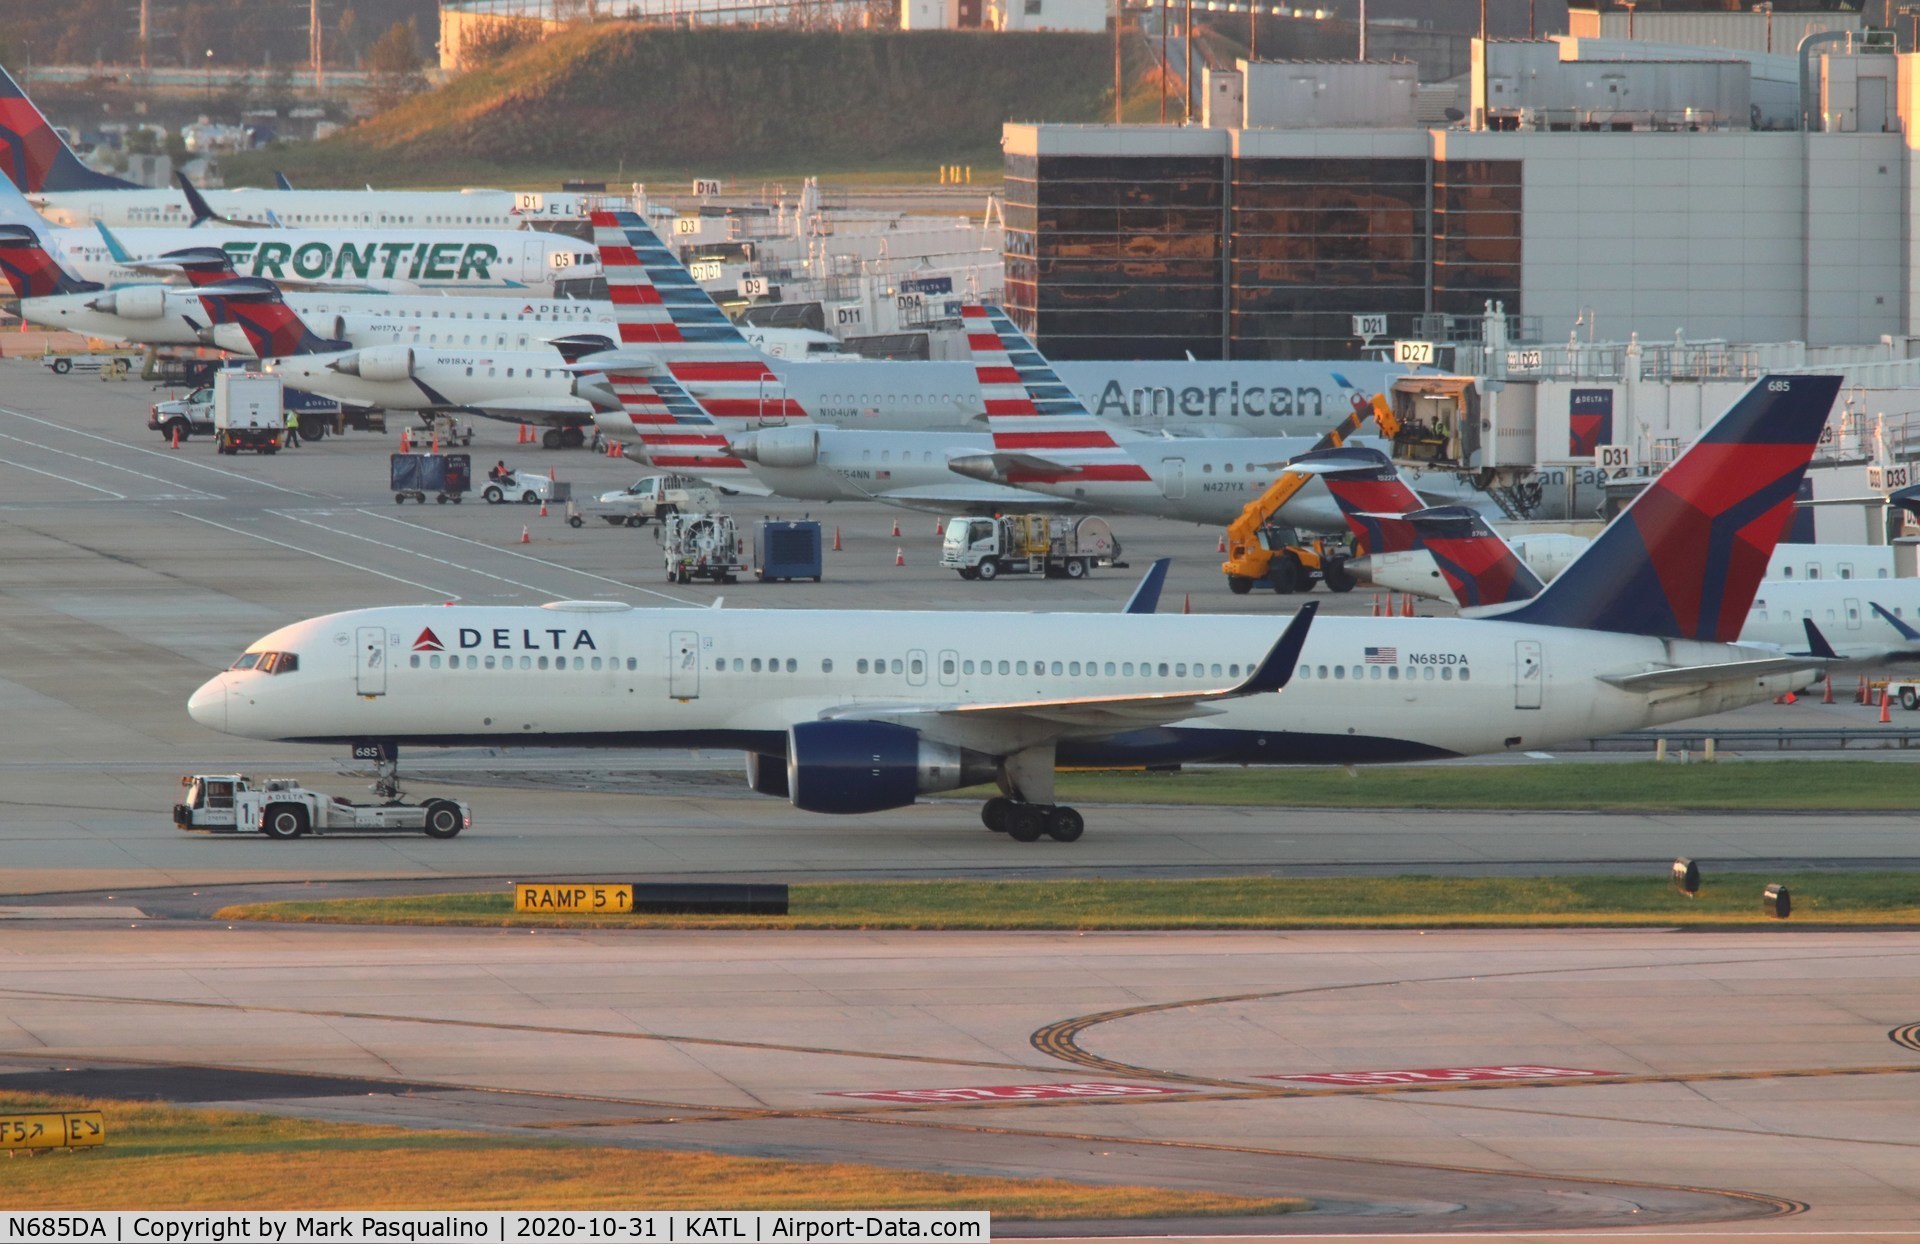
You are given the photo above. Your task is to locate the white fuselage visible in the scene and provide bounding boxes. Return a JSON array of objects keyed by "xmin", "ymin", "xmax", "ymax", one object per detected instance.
[
  {"xmin": 31, "ymin": 187, "xmax": 589, "ymax": 230},
  {"xmin": 1742, "ymin": 577, "xmax": 1920, "ymax": 662},
  {"xmin": 266, "ymin": 347, "xmax": 606, "ymax": 423},
  {"xmin": 48, "ymin": 227, "xmax": 597, "ymax": 296},
  {"xmin": 189, "ymin": 604, "xmax": 1814, "ymax": 771}
]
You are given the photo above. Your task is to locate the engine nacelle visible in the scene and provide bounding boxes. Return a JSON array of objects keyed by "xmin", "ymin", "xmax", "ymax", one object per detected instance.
[
  {"xmin": 86, "ymin": 285, "xmax": 166, "ymax": 320},
  {"xmin": 737, "ymin": 426, "xmax": 818, "ymax": 469},
  {"xmin": 744, "ymin": 752, "xmax": 790, "ymax": 799},
  {"xmin": 786, "ymin": 721, "xmax": 995, "ymax": 815},
  {"xmin": 331, "ymin": 345, "xmax": 414, "ymax": 382}
]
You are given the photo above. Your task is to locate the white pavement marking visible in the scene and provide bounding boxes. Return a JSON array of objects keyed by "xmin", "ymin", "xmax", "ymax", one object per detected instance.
[
  {"xmin": 0, "ymin": 453, "xmax": 128, "ymax": 498},
  {"xmin": 356, "ymin": 508, "xmax": 699, "ymax": 606},
  {"xmin": 0, "ymin": 404, "xmax": 326, "ymax": 498},
  {"xmin": 272, "ymin": 510, "xmax": 559, "ymax": 597},
  {"xmin": 172, "ymin": 511, "xmax": 460, "ymax": 597},
  {"xmin": 0, "ymin": 428, "xmax": 220, "ymax": 498}
]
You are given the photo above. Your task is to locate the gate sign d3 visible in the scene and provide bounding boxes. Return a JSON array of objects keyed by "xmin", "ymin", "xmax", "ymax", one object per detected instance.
[
  {"xmin": 1393, "ymin": 340, "xmax": 1434, "ymax": 366},
  {"xmin": 1, "ymin": 1111, "xmax": 105, "ymax": 1150}
]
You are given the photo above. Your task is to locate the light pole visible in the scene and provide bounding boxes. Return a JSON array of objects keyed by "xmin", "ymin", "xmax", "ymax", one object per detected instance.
[
  {"xmin": 1902, "ymin": 3, "xmax": 1920, "ymax": 50},
  {"xmin": 204, "ymin": 48, "xmax": 214, "ymax": 104},
  {"xmin": 1753, "ymin": 2, "xmax": 1772, "ymax": 54},
  {"xmin": 1620, "ymin": 0, "xmax": 1636, "ymax": 40}
]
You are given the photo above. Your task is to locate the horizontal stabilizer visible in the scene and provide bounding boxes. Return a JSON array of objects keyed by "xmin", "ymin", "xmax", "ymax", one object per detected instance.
[
  {"xmin": 1870, "ymin": 600, "xmax": 1920, "ymax": 642},
  {"xmin": 1598, "ymin": 655, "xmax": 1821, "ymax": 690}
]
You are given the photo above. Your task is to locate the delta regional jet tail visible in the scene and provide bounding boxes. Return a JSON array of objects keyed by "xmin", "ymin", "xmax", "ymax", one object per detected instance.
[{"xmin": 191, "ymin": 374, "xmax": 1840, "ymax": 843}]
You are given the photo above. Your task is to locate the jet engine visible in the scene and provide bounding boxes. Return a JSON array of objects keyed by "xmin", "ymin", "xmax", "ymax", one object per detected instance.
[
  {"xmin": 785, "ymin": 721, "xmax": 995, "ymax": 815},
  {"xmin": 330, "ymin": 345, "xmax": 414, "ymax": 382},
  {"xmin": 733, "ymin": 426, "xmax": 818, "ymax": 469},
  {"xmin": 85, "ymin": 286, "xmax": 166, "ymax": 320},
  {"xmin": 744, "ymin": 752, "xmax": 789, "ymax": 798}
]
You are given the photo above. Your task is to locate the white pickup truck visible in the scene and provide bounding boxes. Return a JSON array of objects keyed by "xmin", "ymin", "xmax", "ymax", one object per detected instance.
[
  {"xmin": 585, "ymin": 474, "xmax": 718, "ymax": 528},
  {"xmin": 173, "ymin": 774, "xmax": 469, "ymax": 839}
]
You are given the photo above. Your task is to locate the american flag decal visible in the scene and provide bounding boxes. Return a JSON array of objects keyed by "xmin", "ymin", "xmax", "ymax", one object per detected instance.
[{"xmin": 1364, "ymin": 647, "xmax": 1397, "ymax": 664}]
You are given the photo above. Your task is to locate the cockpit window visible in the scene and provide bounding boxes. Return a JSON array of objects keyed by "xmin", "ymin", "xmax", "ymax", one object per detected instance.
[{"xmin": 233, "ymin": 651, "xmax": 299, "ymax": 674}]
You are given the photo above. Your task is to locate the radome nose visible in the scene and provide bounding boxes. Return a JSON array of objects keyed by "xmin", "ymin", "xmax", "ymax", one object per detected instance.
[{"xmin": 187, "ymin": 675, "xmax": 228, "ymax": 732}]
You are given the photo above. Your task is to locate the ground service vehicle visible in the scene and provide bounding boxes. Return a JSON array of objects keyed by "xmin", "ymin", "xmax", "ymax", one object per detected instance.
[
  {"xmin": 391, "ymin": 452, "xmax": 471, "ymax": 504},
  {"xmin": 591, "ymin": 475, "xmax": 718, "ymax": 527},
  {"xmin": 941, "ymin": 514, "xmax": 1118, "ymax": 581},
  {"xmin": 482, "ymin": 471, "xmax": 570, "ymax": 505},
  {"xmin": 213, "ymin": 370, "xmax": 284, "ymax": 454},
  {"xmin": 173, "ymin": 774, "xmax": 469, "ymax": 839},
  {"xmin": 664, "ymin": 512, "xmax": 748, "ymax": 584},
  {"xmin": 152, "ymin": 383, "xmax": 369, "ymax": 443},
  {"xmin": 1222, "ymin": 394, "xmax": 1381, "ymax": 594}
]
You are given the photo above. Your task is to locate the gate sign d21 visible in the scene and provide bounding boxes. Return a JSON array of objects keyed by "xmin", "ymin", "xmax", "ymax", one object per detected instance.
[
  {"xmin": 1352, "ymin": 314, "xmax": 1388, "ymax": 339},
  {"xmin": 1, "ymin": 1111, "xmax": 105, "ymax": 1150}
]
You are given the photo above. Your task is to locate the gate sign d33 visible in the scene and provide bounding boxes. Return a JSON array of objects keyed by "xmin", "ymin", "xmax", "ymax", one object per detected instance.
[
  {"xmin": 1, "ymin": 1111, "xmax": 105, "ymax": 1150},
  {"xmin": 1393, "ymin": 339, "xmax": 1434, "ymax": 366}
]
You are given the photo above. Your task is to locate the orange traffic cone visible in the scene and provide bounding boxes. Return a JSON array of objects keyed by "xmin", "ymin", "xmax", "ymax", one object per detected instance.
[
  {"xmin": 1880, "ymin": 688, "xmax": 1894, "ymax": 724},
  {"xmin": 519, "ymin": 525, "xmax": 531, "ymax": 545},
  {"xmin": 1857, "ymin": 674, "xmax": 1870, "ymax": 704},
  {"xmin": 1823, "ymin": 676, "xmax": 1835, "ymax": 705},
  {"xmin": 431, "ymin": 433, "xmax": 440, "ymax": 454},
  {"xmin": 1216, "ymin": 533, "xmax": 1226, "ymax": 553},
  {"xmin": 539, "ymin": 499, "xmax": 549, "ymax": 517},
  {"xmin": 1370, "ymin": 595, "xmax": 1380, "ymax": 617},
  {"xmin": 832, "ymin": 526, "xmax": 842, "ymax": 551},
  {"xmin": 548, "ymin": 465, "xmax": 556, "ymax": 481},
  {"xmin": 169, "ymin": 425, "xmax": 179, "ymax": 450},
  {"xmin": 890, "ymin": 518, "xmax": 901, "ymax": 538},
  {"xmin": 400, "ymin": 428, "xmax": 411, "ymax": 453},
  {"xmin": 894, "ymin": 547, "xmax": 905, "ymax": 567},
  {"xmin": 1774, "ymin": 691, "xmax": 1797, "ymax": 705},
  {"xmin": 1403, "ymin": 594, "xmax": 1415, "ymax": 617}
]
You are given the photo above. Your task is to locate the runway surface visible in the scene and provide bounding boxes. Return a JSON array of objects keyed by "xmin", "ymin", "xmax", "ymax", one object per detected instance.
[{"xmin": 4, "ymin": 360, "xmax": 1920, "ymax": 1238}]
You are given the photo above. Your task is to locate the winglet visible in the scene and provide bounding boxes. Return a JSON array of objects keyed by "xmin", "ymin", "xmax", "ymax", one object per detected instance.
[
  {"xmin": 95, "ymin": 222, "xmax": 133, "ymax": 263},
  {"xmin": 1888, "ymin": 485, "xmax": 1920, "ymax": 521},
  {"xmin": 273, "ymin": 170, "xmax": 294, "ymax": 191},
  {"xmin": 1121, "ymin": 558, "xmax": 1169, "ymax": 615},
  {"xmin": 1232, "ymin": 602, "xmax": 1317, "ymax": 696},
  {"xmin": 175, "ymin": 171, "xmax": 218, "ymax": 226},
  {"xmin": 1870, "ymin": 600, "xmax": 1920, "ymax": 642},
  {"xmin": 1802, "ymin": 617, "xmax": 1840, "ymax": 660}
]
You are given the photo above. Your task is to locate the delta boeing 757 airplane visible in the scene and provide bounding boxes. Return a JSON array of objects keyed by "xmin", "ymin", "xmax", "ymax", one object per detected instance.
[{"xmin": 188, "ymin": 374, "xmax": 1840, "ymax": 843}]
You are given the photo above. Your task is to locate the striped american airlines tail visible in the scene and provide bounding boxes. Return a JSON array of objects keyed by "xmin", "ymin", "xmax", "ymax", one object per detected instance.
[
  {"xmin": 588, "ymin": 209, "xmax": 806, "ymax": 428},
  {"xmin": 597, "ymin": 363, "xmax": 757, "ymax": 488},
  {"xmin": 959, "ymin": 305, "xmax": 1150, "ymax": 486}
]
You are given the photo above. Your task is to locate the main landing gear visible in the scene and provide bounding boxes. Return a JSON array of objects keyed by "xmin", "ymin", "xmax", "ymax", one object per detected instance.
[{"xmin": 981, "ymin": 796, "xmax": 1085, "ymax": 843}]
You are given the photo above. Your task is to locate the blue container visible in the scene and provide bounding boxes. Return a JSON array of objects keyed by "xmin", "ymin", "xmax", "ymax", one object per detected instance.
[{"xmin": 755, "ymin": 519, "xmax": 823, "ymax": 582}]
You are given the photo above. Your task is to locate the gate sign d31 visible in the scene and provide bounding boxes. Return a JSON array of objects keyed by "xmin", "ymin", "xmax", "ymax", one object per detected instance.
[
  {"xmin": 1596, "ymin": 444, "xmax": 1633, "ymax": 472},
  {"xmin": 1393, "ymin": 340, "xmax": 1434, "ymax": 366},
  {"xmin": 1, "ymin": 1111, "xmax": 104, "ymax": 1150}
]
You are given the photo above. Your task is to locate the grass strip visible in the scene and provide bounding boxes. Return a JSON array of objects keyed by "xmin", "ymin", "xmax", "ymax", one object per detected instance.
[
  {"xmin": 1028, "ymin": 760, "xmax": 1920, "ymax": 811},
  {"xmin": 0, "ymin": 1096, "xmax": 1302, "ymax": 1215},
  {"xmin": 215, "ymin": 873, "xmax": 1920, "ymax": 931}
]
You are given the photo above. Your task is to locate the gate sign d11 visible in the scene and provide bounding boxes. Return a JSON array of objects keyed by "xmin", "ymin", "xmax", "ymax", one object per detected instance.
[
  {"xmin": 1393, "ymin": 340, "xmax": 1434, "ymax": 366},
  {"xmin": 1, "ymin": 1111, "xmax": 104, "ymax": 1150}
]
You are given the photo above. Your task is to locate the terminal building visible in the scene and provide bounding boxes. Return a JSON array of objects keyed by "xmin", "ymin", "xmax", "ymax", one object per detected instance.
[{"xmin": 1003, "ymin": 20, "xmax": 1918, "ymax": 362}]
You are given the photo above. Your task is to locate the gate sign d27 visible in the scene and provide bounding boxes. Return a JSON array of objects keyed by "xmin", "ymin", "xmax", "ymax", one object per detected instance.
[
  {"xmin": 1393, "ymin": 340, "xmax": 1434, "ymax": 366},
  {"xmin": 1, "ymin": 1111, "xmax": 105, "ymax": 1150}
]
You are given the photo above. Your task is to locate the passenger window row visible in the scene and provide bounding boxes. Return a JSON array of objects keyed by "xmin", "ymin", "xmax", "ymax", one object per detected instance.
[
  {"xmin": 410, "ymin": 654, "xmax": 637, "ymax": 672},
  {"xmin": 1294, "ymin": 664, "xmax": 1469, "ymax": 682}
]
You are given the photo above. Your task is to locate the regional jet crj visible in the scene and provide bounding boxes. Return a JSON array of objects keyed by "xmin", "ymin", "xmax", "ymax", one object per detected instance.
[
  {"xmin": 0, "ymin": 66, "xmax": 589, "ymax": 229},
  {"xmin": 190, "ymin": 374, "xmax": 1839, "ymax": 843}
]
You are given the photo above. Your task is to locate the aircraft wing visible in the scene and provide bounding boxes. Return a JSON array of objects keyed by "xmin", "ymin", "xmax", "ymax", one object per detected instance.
[
  {"xmin": 820, "ymin": 605, "xmax": 1314, "ymax": 750},
  {"xmin": 861, "ymin": 483, "xmax": 1084, "ymax": 514},
  {"xmin": 1597, "ymin": 655, "xmax": 1822, "ymax": 690}
]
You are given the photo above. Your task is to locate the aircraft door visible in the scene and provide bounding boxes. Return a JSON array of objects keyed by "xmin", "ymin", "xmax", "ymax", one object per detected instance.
[
  {"xmin": 759, "ymin": 378, "xmax": 789, "ymax": 426},
  {"xmin": 1845, "ymin": 597, "xmax": 1862, "ymax": 631},
  {"xmin": 1514, "ymin": 640, "xmax": 1542, "ymax": 710},
  {"xmin": 524, "ymin": 240, "xmax": 546, "ymax": 288},
  {"xmin": 669, "ymin": 630, "xmax": 701, "ymax": 699},
  {"xmin": 937, "ymin": 648, "xmax": 960, "ymax": 688},
  {"xmin": 1160, "ymin": 457, "xmax": 1187, "ymax": 499},
  {"xmin": 355, "ymin": 626, "xmax": 387, "ymax": 696},
  {"xmin": 907, "ymin": 649, "xmax": 929, "ymax": 687}
]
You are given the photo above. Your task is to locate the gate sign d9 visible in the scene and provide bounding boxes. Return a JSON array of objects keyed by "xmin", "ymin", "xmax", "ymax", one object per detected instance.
[
  {"xmin": 1393, "ymin": 340, "xmax": 1434, "ymax": 366},
  {"xmin": 738, "ymin": 275, "xmax": 770, "ymax": 298},
  {"xmin": 2, "ymin": 1111, "xmax": 104, "ymax": 1150}
]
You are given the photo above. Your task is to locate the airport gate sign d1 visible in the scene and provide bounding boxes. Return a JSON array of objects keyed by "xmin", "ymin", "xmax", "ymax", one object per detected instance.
[
  {"xmin": 1261, "ymin": 1065, "xmax": 1619, "ymax": 1087},
  {"xmin": 827, "ymin": 1082, "xmax": 1183, "ymax": 1103}
]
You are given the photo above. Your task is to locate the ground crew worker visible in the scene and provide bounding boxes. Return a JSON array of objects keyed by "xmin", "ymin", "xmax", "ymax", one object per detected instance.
[{"xmin": 284, "ymin": 407, "xmax": 301, "ymax": 448}]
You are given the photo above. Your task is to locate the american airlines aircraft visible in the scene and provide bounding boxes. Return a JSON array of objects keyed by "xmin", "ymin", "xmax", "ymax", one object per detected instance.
[
  {"xmin": 189, "ymin": 374, "xmax": 1837, "ymax": 843},
  {"xmin": 0, "ymin": 66, "xmax": 588, "ymax": 229}
]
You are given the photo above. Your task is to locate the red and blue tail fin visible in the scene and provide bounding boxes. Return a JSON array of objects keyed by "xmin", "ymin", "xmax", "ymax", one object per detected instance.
[
  {"xmin": 1286, "ymin": 446, "xmax": 1425, "ymax": 554},
  {"xmin": 1401, "ymin": 506, "xmax": 1545, "ymax": 607},
  {"xmin": 195, "ymin": 279, "xmax": 347, "ymax": 358},
  {"xmin": 0, "ymin": 66, "xmax": 138, "ymax": 192},
  {"xmin": 959, "ymin": 304, "xmax": 1148, "ymax": 485},
  {"xmin": 1495, "ymin": 374, "xmax": 1842, "ymax": 641},
  {"xmin": 0, "ymin": 222, "xmax": 98, "ymax": 297}
]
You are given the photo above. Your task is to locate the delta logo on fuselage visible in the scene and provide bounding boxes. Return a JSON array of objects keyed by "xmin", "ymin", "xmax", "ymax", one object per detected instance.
[
  {"xmin": 1094, "ymin": 380, "xmax": 1335, "ymax": 422},
  {"xmin": 220, "ymin": 240, "xmax": 504, "ymax": 283},
  {"xmin": 414, "ymin": 626, "xmax": 598, "ymax": 652}
]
